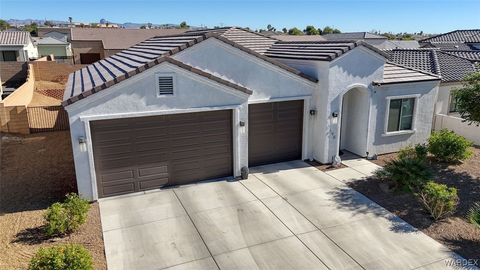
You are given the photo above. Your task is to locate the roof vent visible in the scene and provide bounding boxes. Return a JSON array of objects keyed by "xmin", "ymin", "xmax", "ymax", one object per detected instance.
[{"xmin": 157, "ymin": 76, "xmax": 174, "ymax": 95}]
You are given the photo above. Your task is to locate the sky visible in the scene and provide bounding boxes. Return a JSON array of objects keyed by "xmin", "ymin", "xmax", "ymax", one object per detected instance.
[{"xmin": 0, "ymin": 0, "xmax": 479, "ymax": 34}]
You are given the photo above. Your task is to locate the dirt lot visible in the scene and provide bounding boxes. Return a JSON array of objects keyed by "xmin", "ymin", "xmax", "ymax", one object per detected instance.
[
  {"xmin": 0, "ymin": 131, "xmax": 106, "ymax": 270},
  {"xmin": 351, "ymin": 147, "xmax": 480, "ymax": 261}
]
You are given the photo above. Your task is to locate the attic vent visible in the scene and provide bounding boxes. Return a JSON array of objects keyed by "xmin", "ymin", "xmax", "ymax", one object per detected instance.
[{"xmin": 157, "ymin": 76, "xmax": 174, "ymax": 95}]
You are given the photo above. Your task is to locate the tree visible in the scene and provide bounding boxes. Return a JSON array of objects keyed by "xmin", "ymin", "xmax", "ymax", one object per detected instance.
[
  {"xmin": 266, "ymin": 24, "xmax": 276, "ymax": 32},
  {"xmin": 288, "ymin": 27, "xmax": 303, "ymax": 35},
  {"xmin": 140, "ymin": 25, "xmax": 147, "ymax": 29},
  {"xmin": 323, "ymin": 26, "xmax": 341, "ymax": 34},
  {"xmin": 454, "ymin": 72, "xmax": 480, "ymax": 125},
  {"xmin": 0, "ymin": 19, "xmax": 10, "ymax": 30},
  {"xmin": 179, "ymin": 21, "xmax": 189, "ymax": 29},
  {"xmin": 317, "ymin": 28, "xmax": 323, "ymax": 35},
  {"xmin": 282, "ymin": 27, "xmax": 287, "ymax": 34},
  {"xmin": 68, "ymin": 17, "xmax": 73, "ymax": 25},
  {"xmin": 23, "ymin": 22, "xmax": 38, "ymax": 36},
  {"xmin": 304, "ymin": 25, "xmax": 319, "ymax": 35},
  {"xmin": 44, "ymin": 20, "xmax": 55, "ymax": 27}
]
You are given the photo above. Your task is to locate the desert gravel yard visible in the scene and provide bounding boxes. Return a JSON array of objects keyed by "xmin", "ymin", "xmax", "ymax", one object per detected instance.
[
  {"xmin": 353, "ymin": 147, "xmax": 480, "ymax": 261},
  {"xmin": 0, "ymin": 132, "xmax": 106, "ymax": 270},
  {"xmin": 99, "ymin": 161, "xmax": 469, "ymax": 270}
]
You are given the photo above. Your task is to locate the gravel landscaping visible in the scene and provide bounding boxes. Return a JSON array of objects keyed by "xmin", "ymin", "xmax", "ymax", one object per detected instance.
[
  {"xmin": 0, "ymin": 131, "xmax": 106, "ymax": 270},
  {"xmin": 349, "ymin": 147, "xmax": 480, "ymax": 261}
]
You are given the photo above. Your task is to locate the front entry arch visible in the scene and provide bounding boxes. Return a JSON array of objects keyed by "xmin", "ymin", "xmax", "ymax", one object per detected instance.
[{"xmin": 339, "ymin": 87, "xmax": 370, "ymax": 157}]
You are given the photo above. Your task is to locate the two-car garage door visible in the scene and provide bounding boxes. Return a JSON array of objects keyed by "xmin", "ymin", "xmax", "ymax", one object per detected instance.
[
  {"xmin": 90, "ymin": 100, "xmax": 304, "ymax": 198},
  {"xmin": 91, "ymin": 110, "xmax": 233, "ymax": 198}
]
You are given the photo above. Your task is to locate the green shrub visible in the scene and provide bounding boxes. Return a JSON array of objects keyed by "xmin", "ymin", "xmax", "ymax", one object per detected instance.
[
  {"xmin": 419, "ymin": 181, "xmax": 459, "ymax": 220},
  {"xmin": 374, "ymin": 157, "xmax": 432, "ymax": 192},
  {"xmin": 44, "ymin": 193, "xmax": 90, "ymax": 236},
  {"xmin": 29, "ymin": 244, "xmax": 93, "ymax": 270},
  {"xmin": 398, "ymin": 144, "xmax": 428, "ymax": 161},
  {"xmin": 428, "ymin": 129, "xmax": 473, "ymax": 162},
  {"xmin": 468, "ymin": 202, "xmax": 480, "ymax": 228}
]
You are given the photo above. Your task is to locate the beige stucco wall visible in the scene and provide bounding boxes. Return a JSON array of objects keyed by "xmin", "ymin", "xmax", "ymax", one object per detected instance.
[{"xmin": 71, "ymin": 40, "xmax": 104, "ymax": 64}]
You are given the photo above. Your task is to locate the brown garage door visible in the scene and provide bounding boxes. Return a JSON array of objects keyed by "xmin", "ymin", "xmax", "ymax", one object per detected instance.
[
  {"xmin": 249, "ymin": 100, "xmax": 304, "ymax": 166},
  {"xmin": 91, "ymin": 110, "xmax": 233, "ymax": 198}
]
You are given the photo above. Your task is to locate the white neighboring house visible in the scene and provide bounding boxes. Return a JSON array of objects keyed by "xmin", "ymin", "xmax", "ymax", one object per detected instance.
[
  {"xmin": 386, "ymin": 48, "xmax": 480, "ymax": 145},
  {"xmin": 62, "ymin": 28, "xmax": 441, "ymax": 200},
  {"xmin": 0, "ymin": 31, "xmax": 38, "ymax": 61}
]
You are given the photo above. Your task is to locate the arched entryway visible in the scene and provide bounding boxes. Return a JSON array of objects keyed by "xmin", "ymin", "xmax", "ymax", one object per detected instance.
[{"xmin": 339, "ymin": 86, "xmax": 370, "ymax": 157}]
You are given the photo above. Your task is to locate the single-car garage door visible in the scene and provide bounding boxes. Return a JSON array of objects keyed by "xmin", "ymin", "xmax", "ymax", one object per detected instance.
[
  {"xmin": 91, "ymin": 110, "xmax": 233, "ymax": 198},
  {"xmin": 249, "ymin": 100, "xmax": 304, "ymax": 166}
]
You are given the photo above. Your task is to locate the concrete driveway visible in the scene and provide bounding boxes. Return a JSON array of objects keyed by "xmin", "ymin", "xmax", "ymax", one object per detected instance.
[{"xmin": 99, "ymin": 161, "xmax": 469, "ymax": 270}]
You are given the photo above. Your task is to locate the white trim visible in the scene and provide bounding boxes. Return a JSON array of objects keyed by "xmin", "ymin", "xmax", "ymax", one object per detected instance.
[
  {"xmin": 155, "ymin": 72, "xmax": 176, "ymax": 97},
  {"xmin": 383, "ymin": 94, "xmax": 420, "ymax": 136},
  {"xmin": 84, "ymin": 120, "xmax": 98, "ymax": 201},
  {"xmin": 330, "ymin": 46, "xmax": 386, "ymax": 66},
  {"xmin": 174, "ymin": 38, "xmax": 318, "ymax": 87},
  {"xmin": 248, "ymin": 95, "xmax": 311, "ymax": 104},
  {"xmin": 80, "ymin": 105, "xmax": 240, "ymax": 122},
  {"xmin": 82, "ymin": 105, "xmax": 241, "ymax": 199}
]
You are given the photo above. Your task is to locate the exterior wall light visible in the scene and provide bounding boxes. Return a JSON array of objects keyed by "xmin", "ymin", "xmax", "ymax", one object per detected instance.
[
  {"xmin": 78, "ymin": 136, "xmax": 87, "ymax": 152},
  {"xmin": 331, "ymin": 112, "xmax": 339, "ymax": 118},
  {"xmin": 309, "ymin": 109, "xmax": 316, "ymax": 116},
  {"xmin": 239, "ymin": 121, "xmax": 245, "ymax": 127}
]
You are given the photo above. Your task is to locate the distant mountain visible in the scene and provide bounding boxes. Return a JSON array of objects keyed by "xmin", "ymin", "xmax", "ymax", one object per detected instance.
[{"xmin": 3, "ymin": 18, "xmax": 190, "ymax": 29}]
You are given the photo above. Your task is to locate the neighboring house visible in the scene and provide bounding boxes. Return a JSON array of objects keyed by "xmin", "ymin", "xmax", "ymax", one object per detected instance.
[
  {"xmin": 270, "ymin": 35, "xmax": 327, "ymax": 42},
  {"xmin": 386, "ymin": 48, "xmax": 480, "ymax": 144},
  {"xmin": 34, "ymin": 36, "xmax": 73, "ymax": 60},
  {"xmin": 321, "ymin": 31, "xmax": 420, "ymax": 50},
  {"xmin": 68, "ymin": 28, "xmax": 188, "ymax": 64},
  {"xmin": 0, "ymin": 31, "xmax": 38, "ymax": 61},
  {"xmin": 38, "ymin": 27, "xmax": 71, "ymax": 42},
  {"xmin": 420, "ymin": 29, "xmax": 480, "ymax": 50},
  {"xmin": 62, "ymin": 28, "xmax": 441, "ymax": 200}
]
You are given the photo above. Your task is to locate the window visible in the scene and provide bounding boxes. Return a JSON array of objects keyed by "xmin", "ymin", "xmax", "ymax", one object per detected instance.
[
  {"xmin": 156, "ymin": 75, "xmax": 174, "ymax": 96},
  {"xmin": 449, "ymin": 91, "xmax": 458, "ymax": 113},
  {"xmin": 387, "ymin": 98, "xmax": 415, "ymax": 132},
  {"xmin": 2, "ymin": 51, "xmax": 17, "ymax": 61}
]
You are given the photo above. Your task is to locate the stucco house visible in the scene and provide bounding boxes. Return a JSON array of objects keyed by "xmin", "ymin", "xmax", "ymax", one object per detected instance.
[
  {"xmin": 62, "ymin": 27, "xmax": 441, "ymax": 200},
  {"xmin": 0, "ymin": 31, "xmax": 38, "ymax": 61},
  {"xmin": 420, "ymin": 29, "xmax": 480, "ymax": 50},
  {"xmin": 34, "ymin": 36, "xmax": 73, "ymax": 60},
  {"xmin": 386, "ymin": 48, "xmax": 479, "ymax": 144}
]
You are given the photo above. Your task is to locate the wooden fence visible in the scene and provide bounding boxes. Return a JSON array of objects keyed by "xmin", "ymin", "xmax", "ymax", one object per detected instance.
[{"xmin": 27, "ymin": 106, "xmax": 69, "ymax": 133}]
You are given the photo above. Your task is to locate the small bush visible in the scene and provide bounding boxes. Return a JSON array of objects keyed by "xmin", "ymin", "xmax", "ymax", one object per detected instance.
[
  {"xmin": 428, "ymin": 129, "xmax": 473, "ymax": 162},
  {"xmin": 419, "ymin": 181, "xmax": 459, "ymax": 220},
  {"xmin": 374, "ymin": 157, "xmax": 432, "ymax": 192},
  {"xmin": 44, "ymin": 193, "xmax": 90, "ymax": 236},
  {"xmin": 468, "ymin": 202, "xmax": 480, "ymax": 228},
  {"xmin": 29, "ymin": 244, "xmax": 93, "ymax": 270},
  {"xmin": 398, "ymin": 144, "xmax": 428, "ymax": 161}
]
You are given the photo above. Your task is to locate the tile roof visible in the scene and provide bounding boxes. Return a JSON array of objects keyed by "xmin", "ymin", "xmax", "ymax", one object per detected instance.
[
  {"xmin": 0, "ymin": 31, "xmax": 31, "ymax": 45},
  {"xmin": 264, "ymin": 40, "xmax": 388, "ymax": 61},
  {"xmin": 33, "ymin": 36, "xmax": 68, "ymax": 45},
  {"xmin": 270, "ymin": 35, "xmax": 327, "ymax": 42},
  {"xmin": 322, "ymin": 32, "xmax": 387, "ymax": 41},
  {"xmin": 442, "ymin": 50, "xmax": 480, "ymax": 62},
  {"xmin": 385, "ymin": 49, "xmax": 477, "ymax": 82},
  {"xmin": 421, "ymin": 30, "xmax": 480, "ymax": 43},
  {"xmin": 186, "ymin": 27, "xmax": 277, "ymax": 54},
  {"xmin": 379, "ymin": 40, "xmax": 420, "ymax": 50},
  {"xmin": 70, "ymin": 28, "xmax": 188, "ymax": 50},
  {"xmin": 63, "ymin": 31, "xmax": 317, "ymax": 106},
  {"xmin": 424, "ymin": 42, "xmax": 474, "ymax": 51},
  {"xmin": 376, "ymin": 62, "xmax": 440, "ymax": 85}
]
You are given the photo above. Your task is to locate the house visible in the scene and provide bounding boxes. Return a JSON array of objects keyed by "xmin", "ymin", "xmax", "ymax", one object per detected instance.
[
  {"xmin": 386, "ymin": 48, "xmax": 479, "ymax": 143},
  {"xmin": 68, "ymin": 28, "xmax": 188, "ymax": 64},
  {"xmin": 420, "ymin": 29, "xmax": 480, "ymax": 50},
  {"xmin": 0, "ymin": 31, "xmax": 38, "ymax": 61},
  {"xmin": 322, "ymin": 31, "xmax": 420, "ymax": 50},
  {"xmin": 62, "ymin": 27, "xmax": 440, "ymax": 200},
  {"xmin": 34, "ymin": 36, "xmax": 73, "ymax": 61}
]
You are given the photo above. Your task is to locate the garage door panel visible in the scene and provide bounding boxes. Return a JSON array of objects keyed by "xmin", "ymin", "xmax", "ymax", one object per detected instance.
[
  {"xmin": 92, "ymin": 110, "xmax": 233, "ymax": 197},
  {"xmin": 249, "ymin": 100, "xmax": 303, "ymax": 166}
]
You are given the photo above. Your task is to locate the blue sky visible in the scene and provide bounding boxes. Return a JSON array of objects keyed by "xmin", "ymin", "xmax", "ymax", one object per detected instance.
[{"xmin": 1, "ymin": 0, "xmax": 479, "ymax": 34}]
